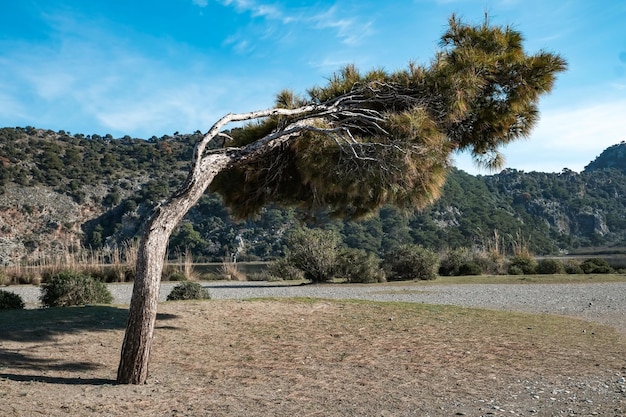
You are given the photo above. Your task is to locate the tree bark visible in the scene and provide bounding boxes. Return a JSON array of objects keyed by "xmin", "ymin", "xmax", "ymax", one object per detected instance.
[{"xmin": 116, "ymin": 153, "xmax": 231, "ymax": 384}]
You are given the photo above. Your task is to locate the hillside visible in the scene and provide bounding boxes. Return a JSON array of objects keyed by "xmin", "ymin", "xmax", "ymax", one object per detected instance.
[{"xmin": 1, "ymin": 127, "xmax": 625, "ymax": 265}]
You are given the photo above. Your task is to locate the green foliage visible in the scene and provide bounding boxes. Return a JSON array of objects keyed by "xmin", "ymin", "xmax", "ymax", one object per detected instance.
[
  {"xmin": 40, "ymin": 270, "xmax": 113, "ymax": 307},
  {"xmin": 458, "ymin": 262, "xmax": 482, "ymax": 276},
  {"xmin": 507, "ymin": 255, "xmax": 537, "ymax": 275},
  {"xmin": 0, "ymin": 290, "xmax": 25, "ymax": 310},
  {"xmin": 336, "ymin": 248, "xmax": 385, "ymax": 283},
  {"xmin": 166, "ymin": 282, "xmax": 211, "ymax": 301},
  {"xmin": 580, "ymin": 258, "xmax": 614, "ymax": 274},
  {"xmin": 472, "ymin": 251, "xmax": 507, "ymax": 275},
  {"xmin": 439, "ymin": 247, "xmax": 473, "ymax": 276},
  {"xmin": 265, "ymin": 258, "xmax": 306, "ymax": 281},
  {"xmin": 285, "ymin": 227, "xmax": 341, "ymax": 283},
  {"xmin": 384, "ymin": 244, "xmax": 440, "ymax": 281},
  {"xmin": 536, "ymin": 258, "xmax": 565, "ymax": 274},
  {"xmin": 564, "ymin": 260, "xmax": 584, "ymax": 275}
]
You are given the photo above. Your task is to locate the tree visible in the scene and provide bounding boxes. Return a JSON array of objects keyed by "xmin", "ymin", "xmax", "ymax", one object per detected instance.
[{"xmin": 117, "ymin": 15, "xmax": 566, "ymax": 384}]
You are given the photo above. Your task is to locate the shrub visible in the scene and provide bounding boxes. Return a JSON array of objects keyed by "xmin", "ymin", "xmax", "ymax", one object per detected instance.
[
  {"xmin": 0, "ymin": 290, "xmax": 25, "ymax": 310},
  {"xmin": 384, "ymin": 244, "xmax": 439, "ymax": 281},
  {"xmin": 285, "ymin": 227, "xmax": 341, "ymax": 282},
  {"xmin": 161, "ymin": 265, "xmax": 187, "ymax": 281},
  {"xmin": 219, "ymin": 260, "xmax": 246, "ymax": 281},
  {"xmin": 473, "ymin": 251, "xmax": 507, "ymax": 275},
  {"xmin": 337, "ymin": 248, "xmax": 385, "ymax": 283},
  {"xmin": 85, "ymin": 266, "xmax": 131, "ymax": 283},
  {"xmin": 439, "ymin": 247, "xmax": 473, "ymax": 276},
  {"xmin": 536, "ymin": 258, "xmax": 565, "ymax": 274},
  {"xmin": 564, "ymin": 260, "xmax": 584, "ymax": 274},
  {"xmin": 265, "ymin": 258, "xmax": 306, "ymax": 281},
  {"xmin": 166, "ymin": 282, "xmax": 211, "ymax": 301},
  {"xmin": 168, "ymin": 272, "xmax": 187, "ymax": 282},
  {"xmin": 458, "ymin": 262, "xmax": 482, "ymax": 276},
  {"xmin": 507, "ymin": 255, "xmax": 537, "ymax": 275},
  {"xmin": 580, "ymin": 258, "xmax": 614, "ymax": 274},
  {"xmin": 40, "ymin": 270, "xmax": 113, "ymax": 307}
]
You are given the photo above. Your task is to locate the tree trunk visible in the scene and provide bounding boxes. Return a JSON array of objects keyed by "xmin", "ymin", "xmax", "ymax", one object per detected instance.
[{"xmin": 117, "ymin": 153, "xmax": 231, "ymax": 384}]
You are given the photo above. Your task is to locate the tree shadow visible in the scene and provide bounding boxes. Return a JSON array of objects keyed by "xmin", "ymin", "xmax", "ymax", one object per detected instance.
[
  {"xmin": 0, "ymin": 349, "xmax": 100, "ymax": 372},
  {"xmin": 0, "ymin": 306, "xmax": 178, "ymax": 385},
  {"xmin": 0, "ymin": 306, "xmax": 178, "ymax": 343},
  {"xmin": 0, "ymin": 373, "xmax": 116, "ymax": 385}
]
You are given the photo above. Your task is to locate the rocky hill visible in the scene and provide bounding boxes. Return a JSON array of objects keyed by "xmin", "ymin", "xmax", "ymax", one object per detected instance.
[{"xmin": 0, "ymin": 127, "xmax": 625, "ymax": 265}]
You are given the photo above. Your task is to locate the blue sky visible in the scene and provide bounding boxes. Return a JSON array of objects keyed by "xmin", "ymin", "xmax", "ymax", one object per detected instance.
[{"xmin": 1, "ymin": 1, "xmax": 625, "ymax": 175}]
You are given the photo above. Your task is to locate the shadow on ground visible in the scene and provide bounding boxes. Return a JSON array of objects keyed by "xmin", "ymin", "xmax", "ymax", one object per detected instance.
[
  {"xmin": 0, "ymin": 306, "xmax": 178, "ymax": 385},
  {"xmin": 0, "ymin": 306, "xmax": 177, "ymax": 342}
]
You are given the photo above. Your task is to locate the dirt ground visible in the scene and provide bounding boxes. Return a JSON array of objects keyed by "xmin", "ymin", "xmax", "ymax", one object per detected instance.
[{"xmin": 1, "ymin": 298, "xmax": 625, "ymax": 416}]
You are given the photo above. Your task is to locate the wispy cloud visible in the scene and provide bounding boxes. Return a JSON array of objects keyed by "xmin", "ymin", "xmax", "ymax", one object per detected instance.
[
  {"xmin": 218, "ymin": 0, "xmax": 283, "ymax": 20},
  {"xmin": 216, "ymin": 1, "xmax": 374, "ymax": 47},
  {"xmin": 308, "ymin": 6, "xmax": 374, "ymax": 46}
]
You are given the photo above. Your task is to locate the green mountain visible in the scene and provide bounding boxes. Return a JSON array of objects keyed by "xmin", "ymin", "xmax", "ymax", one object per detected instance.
[{"xmin": 1, "ymin": 126, "xmax": 625, "ymax": 265}]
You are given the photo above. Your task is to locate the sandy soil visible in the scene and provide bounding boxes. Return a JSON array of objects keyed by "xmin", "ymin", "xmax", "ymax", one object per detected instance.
[{"xmin": 1, "ymin": 297, "xmax": 625, "ymax": 416}]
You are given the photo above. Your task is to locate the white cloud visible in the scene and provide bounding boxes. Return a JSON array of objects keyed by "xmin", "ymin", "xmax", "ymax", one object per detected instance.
[
  {"xmin": 533, "ymin": 100, "xmax": 626, "ymax": 152},
  {"xmin": 455, "ymin": 98, "xmax": 626, "ymax": 175},
  {"xmin": 217, "ymin": 1, "xmax": 374, "ymax": 47},
  {"xmin": 192, "ymin": 0, "xmax": 208, "ymax": 7},
  {"xmin": 219, "ymin": 0, "xmax": 282, "ymax": 19},
  {"xmin": 308, "ymin": 6, "xmax": 374, "ymax": 46}
]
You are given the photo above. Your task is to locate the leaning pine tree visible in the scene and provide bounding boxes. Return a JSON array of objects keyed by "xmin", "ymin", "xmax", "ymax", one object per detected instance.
[{"xmin": 117, "ymin": 15, "xmax": 566, "ymax": 384}]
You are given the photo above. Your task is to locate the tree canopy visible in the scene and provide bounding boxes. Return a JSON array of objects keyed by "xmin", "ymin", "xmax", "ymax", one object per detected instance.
[{"xmin": 210, "ymin": 15, "xmax": 566, "ymax": 218}]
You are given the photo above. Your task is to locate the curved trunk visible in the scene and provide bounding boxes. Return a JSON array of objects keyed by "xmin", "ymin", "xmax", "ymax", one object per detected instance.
[{"xmin": 117, "ymin": 153, "xmax": 231, "ymax": 384}]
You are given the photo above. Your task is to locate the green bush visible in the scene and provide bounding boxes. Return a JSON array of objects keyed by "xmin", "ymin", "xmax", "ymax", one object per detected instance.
[
  {"xmin": 0, "ymin": 290, "xmax": 25, "ymax": 310},
  {"xmin": 285, "ymin": 227, "xmax": 341, "ymax": 282},
  {"xmin": 166, "ymin": 282, "xmax": 211, "ymax": 301},
  {"xmin": 439, "ymin": 247, "xmax": 473, "ymax": 276},
  {"xmin": 507, "ymin": 255, "xmax": 537, "ymax": 275},
  {"xmin": 473, "ymin": 251, "xmax": 507, "ymax": 275},
  {"xmin": 536, "ymin": 258, "xmax": 565, "ymax": 274},
  {"xmin": 384, "ymin": 244, "xmax": 439, "ymax": 281},
  {"xmin": 458, "ymin": 262, "xmax": 482, "ymax": 276},
  {"xmin": 580, "ymin": 258, "xmax": 614, "ymax": 274},
  {"xmin": 266, "ymin": 258, "xmax": 306, "ymax": 281},
  {"xmin": 564, "ymin": 260, "xmax": 584, "ymax": 274},
  {"xmin": 40, "ymin": 271, "xmax": 113, "ymax": 307},
  {"xmin": 337, "ymin": 248, "xmax": 385, "ymax": 283}
]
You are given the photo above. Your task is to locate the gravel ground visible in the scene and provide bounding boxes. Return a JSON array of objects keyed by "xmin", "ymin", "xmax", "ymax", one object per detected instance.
[{"xmin": 6, "ymin": 280, "xmax": 626, "ymax": 333}]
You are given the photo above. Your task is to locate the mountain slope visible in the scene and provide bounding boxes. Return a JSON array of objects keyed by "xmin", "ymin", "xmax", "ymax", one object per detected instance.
[{"xmin": 1, "ymin": 127, "xmax": 625, "ymax": 265}]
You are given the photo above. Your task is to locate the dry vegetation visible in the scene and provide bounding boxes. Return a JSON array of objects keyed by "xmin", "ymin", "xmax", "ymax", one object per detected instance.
[{"xmin": 1, "ymin": 298, "xmax": 625, "ymax": 416}]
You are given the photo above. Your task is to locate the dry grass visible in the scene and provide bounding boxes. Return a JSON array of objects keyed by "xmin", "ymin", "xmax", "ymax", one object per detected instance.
[
  {"xmin": 0, "ymin": 240, "xmax": 140, "ymax": 285},
  {"xmin": 219, "ymin": 259, "xmax": 246, "ymax": 281},
  {"xmin": 1, "ymin": 299, "xmax": 625, "ymax": 416}
]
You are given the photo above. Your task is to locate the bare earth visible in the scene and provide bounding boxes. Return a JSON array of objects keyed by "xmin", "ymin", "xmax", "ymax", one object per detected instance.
[{"xmin": 1, "ymin": 282, "xmax": 626, "ymax": 416}]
